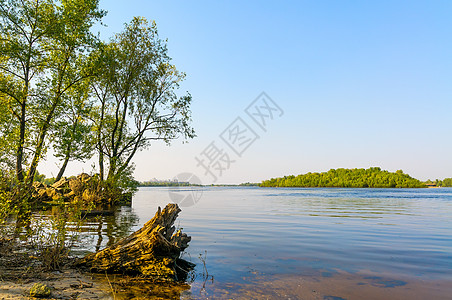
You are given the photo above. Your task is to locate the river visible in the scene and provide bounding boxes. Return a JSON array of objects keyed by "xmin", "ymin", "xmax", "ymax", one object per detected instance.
[{"xmin": 76, "ymin": 187, "xmax": 452, "ymax": 299}]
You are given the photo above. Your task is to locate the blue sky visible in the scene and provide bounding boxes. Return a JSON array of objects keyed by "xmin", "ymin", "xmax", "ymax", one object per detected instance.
[{"xmin": 43, "ymin": 1, "xmax": 452, "ymax": 184}]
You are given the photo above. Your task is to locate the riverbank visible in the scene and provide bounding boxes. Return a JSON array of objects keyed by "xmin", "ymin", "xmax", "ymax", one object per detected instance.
[
  {"xmin": 0, "ymin": 239, "xmax": 111, "ymax": 299},
  {"xmin": 0, "ymin": 271, "xmax": 111, "ymax": 300},
  {"xmin": 0, "ymin": 238, "xmax": 191, "ymax": 300}
]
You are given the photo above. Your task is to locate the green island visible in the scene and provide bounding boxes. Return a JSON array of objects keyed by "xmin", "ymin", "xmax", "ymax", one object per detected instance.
[{"xmin": 260, "ymin": 167, "xmax": 427, "ymax": 188}]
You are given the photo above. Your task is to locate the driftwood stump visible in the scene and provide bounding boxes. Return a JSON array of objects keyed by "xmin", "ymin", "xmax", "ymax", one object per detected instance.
[{"xmin": 77, "ymin": 203, "xmax": 194, "ymax": 281}]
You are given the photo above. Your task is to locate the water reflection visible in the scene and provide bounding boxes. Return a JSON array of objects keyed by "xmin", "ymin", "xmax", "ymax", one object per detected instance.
[
  {"xmin": 93, "ymin": 275, "xmax": 191, "ymax": 300},
  {"xmin": 34, "ymin": 205, "xmax": 139, "ymax": 256},
  {"xmin": 190, "ymin": 271, "xmax": 452, "ymax": 300},
  {"xmin": 34, "ymin": 187, "xmax": 452, "ymax": 299},
  {"xmin": 77, "ymin": 206, "xmax": 139, "ymax": 254}
]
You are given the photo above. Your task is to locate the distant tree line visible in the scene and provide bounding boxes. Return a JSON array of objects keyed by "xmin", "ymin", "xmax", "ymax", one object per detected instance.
[
  {"xmin": 260, "ymin": 167, "xmax": 426, "ymax": 188},
  {"xmin": 139, "ymin": 181, "xmax": 192, "ymax": 187},
  {"xmin": 424, "ymin": 178, "xmax": 452, "ymax": 187},
  {"xmin": 440, "ymin": 178, "xmax": 452, "ymax": 187},
  {"xmin": 239, "ymin": 182, "xmax": 259, "ymax": 186}
]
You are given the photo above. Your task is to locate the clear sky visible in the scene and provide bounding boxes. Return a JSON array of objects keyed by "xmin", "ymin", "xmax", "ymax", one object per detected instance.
[{"xmin": 42, "ymin": 0, "xmax": 452, "ymax": 184}]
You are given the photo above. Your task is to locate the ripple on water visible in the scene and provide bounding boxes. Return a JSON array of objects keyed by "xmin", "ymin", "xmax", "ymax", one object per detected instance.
[{"xmin": 61, "ymin": 187, "xmax": 452, "ymax": 299}]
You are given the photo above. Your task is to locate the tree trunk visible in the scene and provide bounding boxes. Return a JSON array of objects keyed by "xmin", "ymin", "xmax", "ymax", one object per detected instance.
[
  {"xmin": 106, "ymin": 157, "xmax": 116, "ymax": 182},
  {"xmin": 55, "ymin": 149, "xmax": 71, "ymax": 182},
  {"xmin": 97, "ymin": 94, "xmax": 105, "ymax": 182},
  {"xmin": 56, "ymin": 118, "xmax": 79, "ymax": 182},
  {"xmin": 27, "ymin": 90, "xmax": 62, "ymax": 186},
  {"xmin": 77, "ymin": 203, "xmax": 194, "ymax": 281},
  {"xmin": 16, "ymin": 102, "xmax": 26, "ymax": 182},
  {"xmin": 98, "ymin": 151, "xmax": 104, "ymax": 182}
]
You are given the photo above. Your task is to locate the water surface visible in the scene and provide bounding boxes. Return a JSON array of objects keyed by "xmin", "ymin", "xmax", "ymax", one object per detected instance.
[{"xmin": 81, "ymin": 187, "xmax": 452, "ymax": 299}]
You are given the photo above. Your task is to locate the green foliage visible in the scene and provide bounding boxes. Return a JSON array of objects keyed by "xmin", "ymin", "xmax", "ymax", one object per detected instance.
[
  {"xmin": 0, "ymin": 170, "xmax": 88, "ymax": 269},
  {"xmin": 0, "ymin": 172, "xmax": 16, "ymax": 232},
  {"xmin": 42, "ymin": 177, "xmax": 56, "ymax": 186},
  {"xmin": 0, "ymin": 170, "xmax": 34, "ymax": 236},
  {"xmin": 103, "ymin": 164, "xmax": 139, "ymax": 204},
  {"xmin": 91, "ymin": 17, "xmax": 195, "ymax": 191},
  {"xmin": 52, "ymin": 79, "xmax": 95, "ymax": 180},
  {"xmin": 0, "ymin": 95, "xmax": 18, "ymax": 170},
  {"xmin": 425, "ymin": 178, "xmax": 452, "ymax": 187},
  {"xmin": 0, "ymin": 0, "xmax": 195, "ymax": 272},
  {"xmin": 0, "ymin": 2, "xmax": 194, "ymax": 206},
  {"xmin": 30, "ymin": 203, "xmax": 90, "ymax": 270},
  {"xmin": 33, "ymin": 170, "xmax": 46, "ymax": 183},
  {"xmin": 239, "ymin": 182, "xmax": 259, "ymax": 186},
  {"xmin": 0, "ymin": 0, "xmax": 104, "ymax": 184},
  {"xmin": 261, "ymin": 167, "xmax": 427, "ymax": 188},
  {"xmin": 441, "ymin": 178, "xmax": 452, "ymax": 187}
]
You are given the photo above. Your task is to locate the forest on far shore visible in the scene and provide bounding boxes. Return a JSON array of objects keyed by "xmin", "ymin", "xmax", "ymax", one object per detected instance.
[{"xmin": 260, "ymin": 167, "xmax": 451, "ymax": 188}]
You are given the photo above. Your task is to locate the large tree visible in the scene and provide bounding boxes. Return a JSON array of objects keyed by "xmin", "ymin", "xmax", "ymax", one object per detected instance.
[
  {"xmin": 92, "ymin": 17, "xmax": 195, "ymax": 190},
  {"xmin": 0, "ymin": 0, "xmax": 104, "ymax": 185},
  {"xmin": 52, "ymin": 79, "xmax": 95, "ymax": 182},
  {"xmin": 0, "ymin": 94, "xmax": 18, "ymax": 170}
]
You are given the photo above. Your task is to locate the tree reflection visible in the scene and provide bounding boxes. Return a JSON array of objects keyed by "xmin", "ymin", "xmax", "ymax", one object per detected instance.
[
  {"xmin": 70, "ymin": 206, "xmax": 140, "ymax": 254},
  {"xmin": 89, "ymin": 206, "xmax": 140, "ymax": 251}
]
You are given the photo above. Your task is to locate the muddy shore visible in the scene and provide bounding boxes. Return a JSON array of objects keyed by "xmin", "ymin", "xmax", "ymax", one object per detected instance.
[
  {"xmin": 0, "ymin": 239, "xmax": 110, "ymax": 299},
  {"xmin": 0, "ymin": 239, "xmax": 190, "ymax": 300}
]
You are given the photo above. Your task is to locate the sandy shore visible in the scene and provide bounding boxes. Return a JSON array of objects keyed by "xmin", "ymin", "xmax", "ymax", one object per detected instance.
[
  {"xmin": 0, "ymin": 239, "xmax": 191, "ymax": 300},
  {"xmin": 0, "ymin": 238, "xmax": 112, "ymax": 300},
  {"xmin": 0, "ymin": 269, "xmax": 112, "ymax": 300}
]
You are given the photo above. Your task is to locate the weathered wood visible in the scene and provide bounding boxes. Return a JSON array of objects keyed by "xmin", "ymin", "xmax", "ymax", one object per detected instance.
[{"xmin": 77, "ymin": 203, "xmax": 194, "ymax": 281}]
